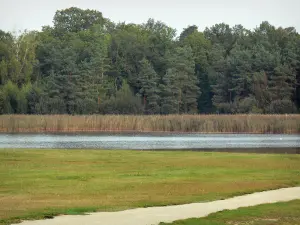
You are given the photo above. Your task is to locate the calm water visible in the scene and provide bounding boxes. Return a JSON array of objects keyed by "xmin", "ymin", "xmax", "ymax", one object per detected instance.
[{"xmin": 0, "ymin": 133, "xmax": 299, "ymax": 150}]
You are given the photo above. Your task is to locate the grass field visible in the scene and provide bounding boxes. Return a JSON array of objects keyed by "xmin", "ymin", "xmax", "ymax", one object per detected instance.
[
  {"xmin": 160, "ymin": 200, "xmax": 300, "ymax": 225},
  {"xmin": 0, "ymin": 150, "xmax": 300, "ymax": 225},
  {"xmin": 0, "ymin": 114, "xmax": 299, "ymax": 134}
]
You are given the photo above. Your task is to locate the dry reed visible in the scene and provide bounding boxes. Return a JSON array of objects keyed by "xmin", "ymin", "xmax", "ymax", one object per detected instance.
[{"xmin": 0, "ymin": 114, "xmax": 299, "ymax": 134}]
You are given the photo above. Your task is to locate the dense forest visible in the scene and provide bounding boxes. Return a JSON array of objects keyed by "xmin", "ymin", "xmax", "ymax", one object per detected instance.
[{"xmin": 0, "ymin": 7, "xmax": 299, "ymax": 115}]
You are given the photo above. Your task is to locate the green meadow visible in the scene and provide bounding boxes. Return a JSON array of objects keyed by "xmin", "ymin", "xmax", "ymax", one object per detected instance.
[{"xmin": 0, "ymin": 150, "xmax": 300, "ymax": 225}]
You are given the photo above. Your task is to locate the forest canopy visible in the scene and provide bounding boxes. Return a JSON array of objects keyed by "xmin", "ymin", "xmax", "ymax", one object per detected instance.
[{"xmin": 0, "ymin": 7, "xmax": 299, "ymax": 114}]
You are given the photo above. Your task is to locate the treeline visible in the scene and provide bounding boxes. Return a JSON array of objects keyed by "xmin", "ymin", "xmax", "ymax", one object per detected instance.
[{"xmin": 0, "ymin": 7, "xmax": 299, "ymax": 115}]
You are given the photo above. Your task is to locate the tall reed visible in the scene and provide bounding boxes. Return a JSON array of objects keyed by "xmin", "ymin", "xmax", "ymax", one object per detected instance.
[{"xmin": 0, "ymin": 114, "xmax": 299, "ymax": 134}]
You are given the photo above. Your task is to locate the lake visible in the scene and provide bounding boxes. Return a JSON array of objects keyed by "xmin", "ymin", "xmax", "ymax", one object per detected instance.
[{"xmin": 0, "ymin": 133, "xmax": 299, "ymax": 152}]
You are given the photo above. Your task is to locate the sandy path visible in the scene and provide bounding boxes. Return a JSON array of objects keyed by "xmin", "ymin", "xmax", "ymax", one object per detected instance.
[{"xmin": 13, "ymin": 187, "xmax": 300, "ymax": 225}]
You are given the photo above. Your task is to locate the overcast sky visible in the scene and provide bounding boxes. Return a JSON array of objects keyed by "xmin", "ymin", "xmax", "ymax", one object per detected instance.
[{"xmin": 0, "ymin": 0, "xmax": 299, "ymax": 35}]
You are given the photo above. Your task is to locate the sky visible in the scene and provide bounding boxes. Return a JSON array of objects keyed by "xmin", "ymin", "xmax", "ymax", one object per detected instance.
[{"xmin": 0, "ymin": 0, "xmax": 299, "ymax": 35}]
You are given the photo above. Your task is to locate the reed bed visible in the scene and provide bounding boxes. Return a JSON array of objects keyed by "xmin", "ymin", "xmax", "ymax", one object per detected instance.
[{"xmin": 0, "ymin": 114, "xmax": 299, "ymax": 134}]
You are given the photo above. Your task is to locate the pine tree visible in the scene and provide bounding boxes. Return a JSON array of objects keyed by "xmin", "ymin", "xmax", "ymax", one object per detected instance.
[
  {"xmin": 269, "ymin": 64, "xmax": 296, "ymax": 101},
  {"xmin": 167, "ymin": 46, "xmax": 200, "ymax": 113},
  {"xmin": 138, "ymin": 58, "xmax": 160, "ymax": 114},
  {"xmin": 159, "ymin": 68, "xmax": 179, "ymax": 114}
]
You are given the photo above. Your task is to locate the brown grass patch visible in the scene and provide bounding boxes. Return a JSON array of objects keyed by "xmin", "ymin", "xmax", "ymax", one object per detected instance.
[{"xmin": 0, "ymin": 114, "xmax": 299, "ymax": 134}]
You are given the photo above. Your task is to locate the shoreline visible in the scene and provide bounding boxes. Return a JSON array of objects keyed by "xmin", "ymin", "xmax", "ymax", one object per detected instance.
[
  {"xmin": 0, "ymin": 128, "xmax": 299, "ymax": 134},
  {"xmin": 1, "ymin": 148, "xmax": 299, "ymax": 154}
]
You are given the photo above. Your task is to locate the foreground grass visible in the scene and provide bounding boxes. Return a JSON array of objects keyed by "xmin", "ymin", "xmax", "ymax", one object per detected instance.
[
  {"xmin": 160, "ymin": 200, "xmax": 300, "ymax": 225},
  {"xmin": 0, "ymin": 114, "xmax": 299, "ymax": 133},
  {"xmin": 0, "ymin": 150, "xmax": 300, "ymax": 224}
]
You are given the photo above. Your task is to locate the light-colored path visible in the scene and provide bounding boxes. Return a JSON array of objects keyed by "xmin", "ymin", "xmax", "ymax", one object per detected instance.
[{"xmin": 14, "ymin": 187, "xmax": 300, "ymax": 225}]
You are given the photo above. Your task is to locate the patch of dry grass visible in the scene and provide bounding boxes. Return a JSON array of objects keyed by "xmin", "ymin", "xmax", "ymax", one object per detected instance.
[
  {"xmin": 0, "ymin": 114, "xmax": 299, "ymax": 133},
  {"xmin": 0, "ymin": 150, "xmax": 300, "ymax": 224}
]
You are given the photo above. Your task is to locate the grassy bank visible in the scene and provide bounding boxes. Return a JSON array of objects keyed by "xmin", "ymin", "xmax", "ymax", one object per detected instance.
[
  {"xmin": 0, "ymin": 114, "xmax": 299, "ymax": 134},
  {"xmin": 0, "ymin": 150, "xmax": 300, "ymax": 224},
  {"xmin": 160, "ymin": 200, "xmax": 300, "ymax": 225}
]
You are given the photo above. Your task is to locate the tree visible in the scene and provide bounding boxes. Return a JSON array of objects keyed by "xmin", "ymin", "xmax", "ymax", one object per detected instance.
[
  {"xmin": 0, "ymin": 30, "xmax": 38, "ymax": 86},
  {"xmin": 138, "ymin": 58, "xmax": 160, "ymax": 114},
  {"xmin": 179, "ymin": 25, "xmax": 198, "ymax": 42},
  {"xmin": 269, "ymin": 65, "xmax": 296, "ymax": 101},
  {"xmin": 159, "ymin": 68, "xmax": 179, "ymax": 114},
  {"xmin": 0, "ymin": 8, "xmax": 299, "ymax": 115},
  {"xmin": 204, "ymin": 23, "xmax": 236, "ymax": 56},
  {"xmin": 27, "ymin": 85, "xmax": 42, "ymax": 114},
  {"xmin": 182, "ymin": 30, "xmax": 212, "ymax": 113},
  {"xmin": 1, "ymin": 81, "xmax": 19, "ymax": 113},
  {"xmin": 99, "ymin": 81, "xmax": 143, "ymax": 114},
  {"xmin": 209, "ymin": 44, "xmax": 234, "ymax": 113},
  {"xmin": 108, "ymin": 23, "xmax": 148, "ymax": 89},
  {"xmin": 53, "ymin": 7, "xmax": 105, "ymax": 33},
  {"xmin": 166, "ymin": 46, "xmax": 200, "ymax": 113}
]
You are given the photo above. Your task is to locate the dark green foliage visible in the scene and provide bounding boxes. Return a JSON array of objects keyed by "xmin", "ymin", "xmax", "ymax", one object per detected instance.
[
  {"xmin": 160, "ymin": 69, "xmax": 180, "ymax": 114},
  {"xmin": 26, "ymin": 85, "xmax": 42, "ymax": 114},
  {"xmin": 179, "ymin": 25, "xmax": 198, "ymax": 42},
  {"xmin": 99, "ymin": 81, "xmax": 143, "ymax": 114},
  {"xmin": 166, "ymin": 46, "xmax": 200, "ymax": 114},
  {"xmin": 138, "ymin": 58, "xmax": 160, "ymax": 114},
  {"xmin": 267, "ymin": 99, "xmax": 297, "ymax": 113},
  {"xmin": 53, "ymin": 7, "xmax": 105, "ymax": 33},
  {"xmin": 0, "ymin": 8, "xmax": 299, "ymax": 114}
]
